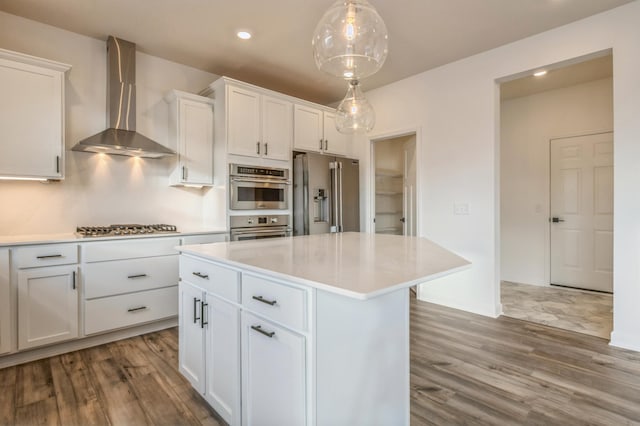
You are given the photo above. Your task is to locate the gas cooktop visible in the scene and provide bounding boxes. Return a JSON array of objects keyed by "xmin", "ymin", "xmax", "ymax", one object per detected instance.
[{"xmin": 76, "ymin": 224, "xmax": 178, "ymax": 238}]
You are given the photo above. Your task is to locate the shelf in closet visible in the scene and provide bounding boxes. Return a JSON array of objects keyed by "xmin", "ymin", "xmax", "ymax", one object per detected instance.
[
  {"xmin": 376, "ymin": 211, "xmax": 402, "ymax": 215},
  {"xmin": 376, "ymin": 191, "xmax": 403, "ymax": 196},
  {"xmin": 375, "ymin": 169, "xmax": 403, "ymax": 178}
]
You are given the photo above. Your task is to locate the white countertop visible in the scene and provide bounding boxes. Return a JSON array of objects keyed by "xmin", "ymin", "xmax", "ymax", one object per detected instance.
[
  {"xmin": 179, "ymin": 232, "xmax": 471, "ymax": 300},
  {"xmin": 0, "ymin": 228, "xmax": 228, "ymax": 247}
]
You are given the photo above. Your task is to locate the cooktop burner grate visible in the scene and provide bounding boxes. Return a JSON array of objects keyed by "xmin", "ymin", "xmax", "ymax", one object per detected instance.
[{"xmin": 76, "ymin": 224, "xmax": 178, "ymax": 238}]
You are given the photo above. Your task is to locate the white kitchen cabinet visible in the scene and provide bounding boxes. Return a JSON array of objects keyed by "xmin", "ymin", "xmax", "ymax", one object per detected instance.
[
  {"xmin": 0, "ymin": 49, "xmax": 71, "ymax": 180},
  {"xmin": 17, "ymin": 264, "xmax": 79, "ymax": 350},
  {"xmin": 166, "ymin": 90, "xmax": 215, "ymax": 186},
  {"xmin": 0, "ymin": 249, "xmax": 10, "ymax": 355},
  {"xmin": 294, "ymin": 104, "xmax": 350, "ymax": 157},
  {"xmin": 178, "ymin": 281, "xmax": 206, "ymax": 393},
  {"xmin": 227, "ymin": 84, "xmax": 292, "ymax": 161},
  {"xmin": 241, "ymin": 312, "xmax": 306, "ymax": 426},
  {"xmin": 179, "ymin": 256, "xmax": 241, "ymax": 425},
  {"xmin": 82, "ymin": 237, "xmax": 180, "ymax": 335}
]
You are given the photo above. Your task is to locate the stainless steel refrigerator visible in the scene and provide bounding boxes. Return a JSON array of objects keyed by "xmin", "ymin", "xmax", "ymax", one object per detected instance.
[{"xmin": 293, "ymin": 152, "xmax": 360, "ymax": 235}]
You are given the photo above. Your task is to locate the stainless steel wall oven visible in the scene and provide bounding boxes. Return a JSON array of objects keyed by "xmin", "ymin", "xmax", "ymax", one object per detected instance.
[
  {"xmin": 229, "ymin": 164, "xmax": 290, "ymax": 210},
  {"xmin": 230, "ymin": 215, "xmax": 292, "ymax": 241}
]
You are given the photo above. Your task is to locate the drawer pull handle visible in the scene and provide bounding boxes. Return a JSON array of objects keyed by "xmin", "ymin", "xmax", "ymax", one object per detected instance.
[
  {"xmin": 201, "ymin": 302, "xmax": 208, "ymax": 329},
  {"xmin": 127, "ymin": 306, "xmax": 148, "ymax": 313},
  {"xmin": 251, "ymin": 325, "xmax": 275, "ymax": 338},
  {"xmin": 37, "ymin": 254, "xmax": 63, "ymax": 259},
  {"xmin": 193, "ymin": 298, "xmax": 201, "ymax": 324},
  {"xmin": 252, "ymin": 295, "xmax": 277, "ymax": 306},
  {"xmin": 127, "ymin": 274, "xmax": 148, "ymax": 279},
  {"xmin": 193, "ymin": 272, "xmax": 209, "ymax": 279}
]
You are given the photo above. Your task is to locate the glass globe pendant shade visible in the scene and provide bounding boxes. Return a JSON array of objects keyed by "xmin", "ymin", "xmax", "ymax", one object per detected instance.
[
  {"xmin": 335, "ymin": 80, "xmax": 375, "ymax": 134},
  {"xmin": 312, "ymin": 0, "xmax": 388, "ymax": 80}
]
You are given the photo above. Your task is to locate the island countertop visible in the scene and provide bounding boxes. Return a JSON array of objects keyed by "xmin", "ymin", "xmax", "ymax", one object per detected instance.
[{"xmin": 178, "ymin": 232, "xmax": 470, "ymax": 300}]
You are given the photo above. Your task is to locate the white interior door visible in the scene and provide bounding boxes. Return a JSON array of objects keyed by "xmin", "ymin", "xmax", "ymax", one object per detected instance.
[
  {"xmin": 403, "ymin": 138, "xmax": 417, "ymax": 236},
  {"xmin": 550, "ymin": 132, "xmax": 613, "ymax": 292}
]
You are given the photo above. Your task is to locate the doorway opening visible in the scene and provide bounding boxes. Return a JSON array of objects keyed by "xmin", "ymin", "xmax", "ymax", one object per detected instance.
[
  {"xmin": 498, "ymin": 51, "xmax": 614, "ymax": 339},
  {"xmin": 370, "ymin": 134, "xmax": 417, "ymax": 237}
]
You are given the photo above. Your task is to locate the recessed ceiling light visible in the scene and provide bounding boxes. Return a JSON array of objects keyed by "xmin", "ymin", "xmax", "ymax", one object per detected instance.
[
  {"xmin": 237, "ymin": 31, "xmax": 252, "ymax": 40},
  {"xmin": 533, "ymin": 70, "xmax": 547, "ymax": 77}
]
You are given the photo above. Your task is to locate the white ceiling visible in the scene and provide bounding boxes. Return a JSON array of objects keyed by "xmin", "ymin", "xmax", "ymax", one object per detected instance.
[{"xmin": 0, "ymin": 0, "xmax": 633, "ymax": 104}]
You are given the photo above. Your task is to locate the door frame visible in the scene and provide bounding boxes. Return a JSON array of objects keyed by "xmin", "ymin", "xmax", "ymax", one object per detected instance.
[
  {"xmin": 367, "ymin": 127, "xmax": 422, "ymax": 236},
  {"xmin": 547, "ymin": 129, "xmax": 614, "ymax": 290}
]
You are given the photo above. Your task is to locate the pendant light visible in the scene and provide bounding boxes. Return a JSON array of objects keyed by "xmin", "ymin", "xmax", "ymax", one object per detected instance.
[
  {"xmin": 312, "ymin": 0, "xmax": 389, "ymax": 81},
  {"xmin": 335, "ymin": 80, "xmax": 375, "ymax": 134}
]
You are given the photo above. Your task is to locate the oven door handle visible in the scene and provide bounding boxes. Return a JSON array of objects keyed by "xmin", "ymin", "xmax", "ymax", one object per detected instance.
[
  {"xmin": 231, "ymin": 228, "xmax": 291, "ymax": 236},
  {"xmin": 230, "ymin": 177, "xmax": 291, "ymax": 185}
]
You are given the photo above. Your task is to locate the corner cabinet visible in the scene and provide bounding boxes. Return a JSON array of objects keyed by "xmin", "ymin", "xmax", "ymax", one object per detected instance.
[
  {"xmin": 294, "ymin": 104, "xmax": 350, "ymax": 157},
  {"xmin": 0, "ymin": 49, "xmax": 71, "ymax": 180},
  {"xmin": 166, "ymin": 90, "xmax": 215, "ymax": 186}
]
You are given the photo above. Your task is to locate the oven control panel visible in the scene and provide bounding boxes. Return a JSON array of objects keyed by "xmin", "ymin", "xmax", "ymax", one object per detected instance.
[{"xmin": 230, "ymin": 215, "xmax": 290, "ymax": 229}]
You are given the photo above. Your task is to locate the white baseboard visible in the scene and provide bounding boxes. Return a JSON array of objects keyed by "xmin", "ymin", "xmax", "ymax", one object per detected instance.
[
  {"xmin": 609, "ymin": 330, "xmax": 640, "ymax": 352},
  {"xmin": 0, "ymin": 317, "xmax": 178, "ymax": 369}
]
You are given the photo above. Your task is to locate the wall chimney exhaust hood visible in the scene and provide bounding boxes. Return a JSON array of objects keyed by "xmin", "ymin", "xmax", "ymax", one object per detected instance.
[{"xmin": 72, "ymin": 36, "xmax": 175, "ymax": 159}]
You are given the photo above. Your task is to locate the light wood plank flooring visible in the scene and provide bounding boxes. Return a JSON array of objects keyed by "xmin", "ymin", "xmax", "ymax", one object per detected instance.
[
  {"xmin": 501, "ymin": 280, "xmax": 613, "ymax": 339},
  {"xmin": 3, "ymin": 296, "xmax": 640, "ymax": 425}
]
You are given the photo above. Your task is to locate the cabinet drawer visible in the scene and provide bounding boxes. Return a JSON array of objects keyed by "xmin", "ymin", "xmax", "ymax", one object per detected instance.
[
  {"xmin": 181, "ymin": 233, "xmax": 228, "ymax": 245},
  {"xmin": 13, "ymin": 244, "xmax": 78, "ymax": 269},
  {"xmin": 84, "ymin": 286, "xmax": 178, "ymax": 335},
  {"xmin": 242, "ymin": 274, "xmax": 308, "ymax": 331},
  {"xmin": 180, "ymin": 256, "xmax": 240, "ymax": 303},
  {"xmin": 83, "ymin": 255, "xmax": 178, "ymax": 299},
  {"xmin": 83, "ymin": 237, "xmax": 181, "ymax": 262}
]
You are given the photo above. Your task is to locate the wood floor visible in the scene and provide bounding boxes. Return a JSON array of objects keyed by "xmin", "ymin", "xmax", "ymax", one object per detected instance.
[
  {"xmin": 501, "ymin": 280, "xmax": 613, "ymax": 339},
  {"xmin": 3, "ymin": 296, "xmax": 640, "ymax": 425}
]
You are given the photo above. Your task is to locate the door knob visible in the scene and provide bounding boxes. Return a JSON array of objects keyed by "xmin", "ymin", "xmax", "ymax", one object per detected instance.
[{"xmin": 551, "ymin": 217, "xmax": 565, "ymax": 223}]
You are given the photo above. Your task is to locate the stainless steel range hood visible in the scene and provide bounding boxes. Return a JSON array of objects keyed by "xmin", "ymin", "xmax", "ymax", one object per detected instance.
[{"xmin": 73, "ymin": 36, "xmax": 175, "ymax": 159}]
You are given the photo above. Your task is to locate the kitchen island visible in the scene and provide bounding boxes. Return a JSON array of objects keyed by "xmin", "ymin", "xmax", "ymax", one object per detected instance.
[{"xmin": 177, "ymin": 232, "xmax": 470, "ymax": 426}]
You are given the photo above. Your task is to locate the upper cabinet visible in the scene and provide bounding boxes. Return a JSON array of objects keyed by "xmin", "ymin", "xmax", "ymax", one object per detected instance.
[
  {"xmin": 166, "ymin": 90, "xmax": 215, "ymax": 186},
  {"xmin": 294, "ymin": 104, "xmax": 350, "ymax": 157},
  {"xmin": 0, "ymin": 49, "xmax": 71, "ymax": 180},
  {"xmin": 226, "ymin": 84, "xmax": 292, "ymax": 161}
]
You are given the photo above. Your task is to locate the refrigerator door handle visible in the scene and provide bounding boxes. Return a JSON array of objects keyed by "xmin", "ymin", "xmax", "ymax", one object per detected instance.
[
  {"xmin": 338, "ymin": 162, "xmax": 344, "ymax": 232},
  {"xmin": 330, "ymin": 161, "xmax": 338, "ymax": 233}
]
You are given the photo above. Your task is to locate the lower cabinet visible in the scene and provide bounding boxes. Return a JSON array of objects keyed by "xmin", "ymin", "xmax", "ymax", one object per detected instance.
[
  {"xmin": 0, "ymin": 249, "xmax": 10, "ymax": 354},
  {"xmin": 17, "ymin": 264, "xmax": 79, "ymax": 350},
  {"xmin": 179, "ymin": 281, "xmax": 240, "ymax": 425},
  {"xmin": 241, "ymin": 312, "xmax": 306, "ymax": 426}
]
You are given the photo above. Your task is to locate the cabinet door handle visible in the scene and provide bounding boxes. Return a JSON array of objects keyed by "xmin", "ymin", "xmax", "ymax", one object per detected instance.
[
  {"xmin": 256, "ymin": 141, "xmax": 261, "ymax": 155},
  {"xmin": 182, "ymin": 166, "xmax": 188, "ymax": 180},
  {"xmin": 200, "ymin": 301, "xmax": 208, "ymax": 328},
  {"xmin": 319, "ymin": 139, "xmax": 323, "ymax": 150},
  {"xmin": 251, "ymin": 325, "xmax": 275, "ymax": 338},
  {"xmin": 193, "ymin": 297, "xmax": 201, "ymax": 324},
  {"xmin": 127, "ymin": 274, "xmax": 148, "ymax": 279},
  {"xmin": 192, "ymin": 272, "xmax": 209, "ymax": 279},
  {"xmin": 56, "ymin": 156, "xmax": 60, "ymax": 174},
  {"xmin": 324, "ymin": 139, "xmax": 328, "ymax": 151},
  {"xmin": 252, "ymin": 295, "xmax": 277, "ymax": 306},
  {"xmin": 127, "ymin": 306, "xmax": 148, "ymax": 313},
  {"xmin": 264, "ymin": 143, "xmax": 268, "ymax": 156},
  {"xmin": 72, "ymin": 271, "xmax": 76, "ymax": 290},
  {"xmin": 37, "ymin": 254, "xmax": 63, "ymax": 259}
]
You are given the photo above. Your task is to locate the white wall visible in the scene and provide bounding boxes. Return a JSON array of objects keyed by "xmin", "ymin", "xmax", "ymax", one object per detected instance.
[
  {"xmin": 0, "ymin": 11, "xmax": 222, "ymax": 235},
  {"xmin": 501, "ymin": 78, "xmax": 613, "ymax": 287},
  {"xmin": 357, "ymin": 1, "xmax": 640, "ymax": 350}
]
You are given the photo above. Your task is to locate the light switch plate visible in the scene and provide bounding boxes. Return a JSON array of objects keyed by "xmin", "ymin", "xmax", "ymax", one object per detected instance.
[{"xmin": 454, "ymin": 203, "xmax": 469, "ymax": 215}]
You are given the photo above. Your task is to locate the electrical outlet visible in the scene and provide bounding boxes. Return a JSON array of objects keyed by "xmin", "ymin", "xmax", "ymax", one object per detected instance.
[{"xmin": 454, "ymin": 203, "xmax": 469, "ymax": 215}]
